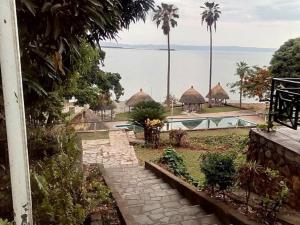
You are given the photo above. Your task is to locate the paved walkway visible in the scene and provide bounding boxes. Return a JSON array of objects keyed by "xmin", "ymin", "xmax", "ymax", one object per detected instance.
[{"xmin": 82, "ymin": 130, "xmax": 222, "ymax": 225}]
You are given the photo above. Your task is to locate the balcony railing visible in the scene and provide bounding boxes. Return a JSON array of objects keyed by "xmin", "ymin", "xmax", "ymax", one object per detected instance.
[{"xmin": 268, "ymin": 78, "xmax": 300, "ymax": 130}]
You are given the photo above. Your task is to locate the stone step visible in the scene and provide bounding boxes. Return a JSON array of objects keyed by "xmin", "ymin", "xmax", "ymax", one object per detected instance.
[{"xmin": 131, "ymin": 205, "xmax": 217, "ymax": 225}]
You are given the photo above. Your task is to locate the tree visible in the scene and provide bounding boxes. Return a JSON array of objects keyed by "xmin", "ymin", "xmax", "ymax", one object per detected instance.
[
  {"xmin": 201, "ymin": 2, "xmax": 221, "ymax": 108},
  {"xmin": 66, "ymin": 42, "xmax": 124, "ymax": 110},
  {"xmin": 270, "ymin": 37, "xmax": 300, "ymax": 78},
  {"xmin": 12, "ymin": 0, "xmax": 154, "ymax": 124},
  {"xmin": 130, "ymin": 101, "xmax": 165, "ymax": 142},
  {"xmin": 228, "ymin": 62, "xmax": 250, "ymax": 108},
  {"xmin": 153, "ymin": 3, "xmax": 179, "ymax": 108},
  {"xmin": 228, "ymin": 65, "xmax": 271, "ymax": 105},
  {"xmin": 243, "ymin": 66, "xmax": 272, "ymax": 101}
]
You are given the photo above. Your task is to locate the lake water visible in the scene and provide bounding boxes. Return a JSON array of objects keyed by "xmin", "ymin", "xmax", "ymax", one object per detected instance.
[{"xmin": 102, "ymin": 48, "xmax": 274, "ymax": 103}]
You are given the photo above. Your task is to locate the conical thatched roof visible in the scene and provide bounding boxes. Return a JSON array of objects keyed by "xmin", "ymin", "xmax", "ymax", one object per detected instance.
[
  {"xmin": 126, "ymin": 89, "xmax": 154, "ymax": 107},
  {"xmin": 206, "ymin": 82, "xmax": 229, "ymax": 100},
  {"xmin": 179, "ymin": 86, "xmax": 205, "ymax": 104}
]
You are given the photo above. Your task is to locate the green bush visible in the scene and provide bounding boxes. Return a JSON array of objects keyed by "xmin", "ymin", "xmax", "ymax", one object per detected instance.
[
  {"xmin": 30, "ymin": 129, "xmax": 112, "ymax": 225},
  {"xmin": 159, "ymin": 148, "xmax": 198, "ymax": 186},
  {"xmin": 200, "ymin": 152, "xmax": 236, "ymax": 191},
  {"xmin": 130, "ymin": 101, "xmax": 165, "ymax": 144},
  {"xmin": 130, "ymin": 101, "xmax": 165, "ymax": 127},
  {"xmin": 0, "ymin": 219, "xmax": 12, "ymax": 225}
]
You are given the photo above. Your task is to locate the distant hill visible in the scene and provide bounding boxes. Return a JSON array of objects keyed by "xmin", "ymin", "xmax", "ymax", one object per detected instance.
[{"xmin": 100, "ymin": 42, "xmax": 276, "ymax": 52}]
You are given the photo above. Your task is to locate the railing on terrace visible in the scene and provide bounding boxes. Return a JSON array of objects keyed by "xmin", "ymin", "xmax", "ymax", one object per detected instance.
[{"xmin": 268, "ymin": 78, "xmax": 300, "ymax": 130}]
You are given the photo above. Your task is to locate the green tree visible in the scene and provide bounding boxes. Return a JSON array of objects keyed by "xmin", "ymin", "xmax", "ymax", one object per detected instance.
[
  {"xmin": 66, "ymin": 42, "xmax": 124, "ymax": 110},
  {"xmin": 270, "ymin": 37, "xmax": 300, "ymax": 78},
  {"xmin": 228, "ymin": 62, "xmax": 250, "ymax": 108},
  {"xmin": 12, "ymin": 0, "xmax": 154, "ymax": 124},
  {"xmin": 153, "ymin": 3, "xmax": 179, "ymax": 108},
  {"xmin": 130, "ymin": 101, "xmax": 165, "ymax": 141},
  {"xmin": 201, "ymin": 2, "xmax": 221, "ymax": 108}
]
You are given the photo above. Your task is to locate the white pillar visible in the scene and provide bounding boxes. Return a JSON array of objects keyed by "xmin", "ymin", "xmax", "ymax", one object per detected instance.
[{"xmin": 0, "ymin": 1, "xmax": 33, "ymax": 224}]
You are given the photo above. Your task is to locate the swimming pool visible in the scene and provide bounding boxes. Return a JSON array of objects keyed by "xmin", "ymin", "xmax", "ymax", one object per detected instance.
[{"xmin": 115, "ymin": 116, "xmax": 256, "ymax": 131}]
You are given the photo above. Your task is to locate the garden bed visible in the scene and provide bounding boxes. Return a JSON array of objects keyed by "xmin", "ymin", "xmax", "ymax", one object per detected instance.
[
  {"xmin": 145, "ymin": 162, "xmax": 258, "ymax": 225},
  {"xmin": 145, "ymin": 162, "xmax": 299, "ymax": 225}
]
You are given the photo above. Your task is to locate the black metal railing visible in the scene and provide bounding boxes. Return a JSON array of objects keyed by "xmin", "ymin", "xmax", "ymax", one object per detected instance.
[{"xmin": 268, "ymin": 78, "xmax": 300, "ymax": 130}]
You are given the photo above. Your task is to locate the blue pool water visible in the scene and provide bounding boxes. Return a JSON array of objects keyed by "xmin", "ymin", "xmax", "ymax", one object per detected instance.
[{"xmin": 115, "ymin": 117, "xmax": 256, "ymax": 131}]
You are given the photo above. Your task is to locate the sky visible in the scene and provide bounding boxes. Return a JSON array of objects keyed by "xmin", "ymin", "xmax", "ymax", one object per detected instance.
[{"xmin": 110, "ymin": 0, "xmax": 300, "ymax": 48}]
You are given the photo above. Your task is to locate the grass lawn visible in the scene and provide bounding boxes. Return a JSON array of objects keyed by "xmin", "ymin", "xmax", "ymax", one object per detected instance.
[
  {"xmin": 197, "ymin": 104, "xmax": 239, "ymax": 114},
  {"xmin": 114, "ymin": 112, "xmax": 131, "ymax": 121},
  {"xmin": 77, "ymin": 130, "xmax": 109, "ymax": 140},
  {"xmin": 164, "ymin": 107, "xmax": 184, "ymax": 116},
  {"xmin": 134, "ymin": 128, "xmax": 249, "ymax": 184}
]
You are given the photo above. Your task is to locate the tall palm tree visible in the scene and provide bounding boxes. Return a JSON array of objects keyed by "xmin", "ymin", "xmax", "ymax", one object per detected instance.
[
  {"xmin": 153, "ymin": 3, "xmax": 179, "ymax": 108},
  {"xmin": 201, "ymin": 2, "xmax": 221, "ymax": 108},
  {"xmin": 236, "ymin": 61, "xmax": 249, "ymax": 109}
]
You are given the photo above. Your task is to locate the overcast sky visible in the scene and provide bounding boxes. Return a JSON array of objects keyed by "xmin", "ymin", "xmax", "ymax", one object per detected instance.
[{"xmin": 112, "ymin": 0, "xmax": 300, "ymax": 48}]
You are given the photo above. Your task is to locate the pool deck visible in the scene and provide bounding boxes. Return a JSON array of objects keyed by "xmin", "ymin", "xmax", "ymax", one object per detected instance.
[
  {"xmin": 105, "ymin": 110, "xmax": 265, "ymax": 130},
  {"xmin": 168, "ymin": 110, "xmax": 265, "ymax": 124}
]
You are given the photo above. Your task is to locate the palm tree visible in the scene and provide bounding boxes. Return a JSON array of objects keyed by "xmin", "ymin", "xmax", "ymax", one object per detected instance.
[
  {"xmin": 153, "ymin": 3, "xmax": 179, "ymax": 108},
  {"xmin": 201, "ymin": 2, "xmax": 221, "ymax": 108},
  {"xmin": 236, "ymin": 61, "xmax": 250, "ymax": 108}
]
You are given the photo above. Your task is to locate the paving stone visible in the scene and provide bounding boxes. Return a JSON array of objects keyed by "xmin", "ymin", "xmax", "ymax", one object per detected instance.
[{"xmin": 82, "ymin": 130, "xmax": 223, "ymax": 225}]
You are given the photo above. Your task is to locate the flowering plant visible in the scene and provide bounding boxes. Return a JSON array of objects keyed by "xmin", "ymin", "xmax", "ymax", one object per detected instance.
[{"xmin": 145, "ymin": 118, "xmax": 164, "ymax": 128}]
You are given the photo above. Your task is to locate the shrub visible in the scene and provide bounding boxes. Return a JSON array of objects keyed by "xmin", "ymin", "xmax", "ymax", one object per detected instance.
[
  {"xmin": 30, "ymin": 129, "xmax": 113, "ymax": 225},
  {"xmin": 237, "ymin": 161, "xmax": 263, "ymax": 207},
  {"xmin": 159, "ymin": 148, "xmax": 198, "ymax": 186},
  {"xmin": 169, "ymin": 129, "xmax": 188, "ymax": 147},
  {"xmin": 0, "ymin": 219, "xmax": 12, "ymax": 225},
  {"xmin": 200, "ymin": 152, "xmax": 236, "ymax": 191},
  {"xmin": 130, "ymin": 101, "xmax": 165, "ymax": 127},
  {"xmin": 238, "ymin": 162, "xmax": 289, "ymax": 224}
]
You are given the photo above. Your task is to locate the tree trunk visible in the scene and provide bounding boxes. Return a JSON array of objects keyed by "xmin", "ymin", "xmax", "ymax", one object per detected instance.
[
  {"xmin": 208, "ymin": 26, "xmax": 213, "ymax": 108},
  {"xmin": 167, "ymin": 32, "xmax": 171, "ymax": 109},
  {"xmin": 240, "ymin": 76, "xmax": 243, "ymax": 109}
]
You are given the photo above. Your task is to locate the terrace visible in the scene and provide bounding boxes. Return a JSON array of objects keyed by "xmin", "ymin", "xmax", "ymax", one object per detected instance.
[{"xmin": 248, "ymin": 78, "xmax": 300, "ymax": 209}]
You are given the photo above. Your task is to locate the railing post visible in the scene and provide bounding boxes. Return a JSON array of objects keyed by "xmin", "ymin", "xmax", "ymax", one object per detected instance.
[
  {"xmin": 0, "ymin": 0, "xmax": 33, "ymax": 224},
  {"xmin": 268, "ymin": 79, "xmax": 276, "ymax": 131}
]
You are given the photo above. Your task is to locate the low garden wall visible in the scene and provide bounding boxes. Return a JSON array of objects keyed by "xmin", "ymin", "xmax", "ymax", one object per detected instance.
[{"xmin": 247, "ymin": 128, "xmax": 300, "ymax": 209}]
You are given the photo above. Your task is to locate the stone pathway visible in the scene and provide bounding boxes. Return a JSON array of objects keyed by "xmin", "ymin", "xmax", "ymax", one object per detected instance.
[
  {"xmin": 82, "ymin": 130, "xmax": 138, "ymax": 168},
  {"xmin": 82, "ymin": 130, "xmax": 223, "ymax": 225}
]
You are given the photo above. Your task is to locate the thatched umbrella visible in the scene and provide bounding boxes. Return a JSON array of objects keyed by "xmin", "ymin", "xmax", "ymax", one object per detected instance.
[
  {"xmin": 206, "ymin": 82, "xmax": 229, "ymax": 105},
  {"xmin": 179, "ymin": 86, "xmax": 205, "ymax": 111},
  {"xmin": 126, "ymin": 89, "xmax": 154, "ymax": 110}
]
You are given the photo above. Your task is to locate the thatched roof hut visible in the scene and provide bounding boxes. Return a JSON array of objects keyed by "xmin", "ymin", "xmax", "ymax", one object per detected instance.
[
  {"xmin": 206, "ymin": 82, "xmax": 229, "ymax": 100},
  {"xmin": 126, "ymin": 89, "xmax": 154, "ymax": 107},
  {"xmin": 179, "ymin": 86, "xmax": 205, "ymax": 104},
  {"xmin": 179, "ymin": 86, "xmax": 205, "ymax": 111}
]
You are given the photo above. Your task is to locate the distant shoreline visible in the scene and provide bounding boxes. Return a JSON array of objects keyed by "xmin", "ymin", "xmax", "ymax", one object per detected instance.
[{"xmin": 101, "ymin": 43, "xmax": 276, "ymax": 53}]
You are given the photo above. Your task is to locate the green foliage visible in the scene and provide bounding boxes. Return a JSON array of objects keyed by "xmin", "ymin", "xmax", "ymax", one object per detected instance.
[
  {"xmin": 153, "ymin": 3, "xmax": 179, "ymax": 35},
  {"xmin": 130, "ymin": 101, "xmax": 166, "ymax": 128},
  {"xmin": 159, "ymin": 148, "xmax": 198, "ymax": 186},
  {"xmin": 7, "ymin": 0, "xmax": 154, "ymax": 125},
  {"xmin": 200, "ymin": 2, "xmax": 221, "ymax": 31},
  {"xmin": 200, "ymin": 134, "xmax": 248, "ymax": 151},
  {"xmin": 238, "ymin": 162, "xmax": 289, "ymax": 224},
  {"xmin": 65, "ymin": 42, "xmax": 124, "ymax": 110},
  {"xmin": 237, "ymin": 162, "xmax": 262, "ymax": 207},
  {"xmin": 0, "ymin": 219, "xmax": 12, "ymax": 225},
  {"xmin": 29, "ymin": 129, "xmax": 112, "ymax": 225},
  {"xmin": 200, "ymin": 152, "xmax": 236, "ymax": 190},
  {"xmin": 270, "ymin": 37, "xmax": 300, "ymax": 78}
]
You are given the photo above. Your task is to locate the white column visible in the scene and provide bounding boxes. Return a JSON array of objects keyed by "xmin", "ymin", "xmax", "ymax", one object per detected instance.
[{"xmin": 0, "ymin": 1, "xmax": 33, "ymax": 224}]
